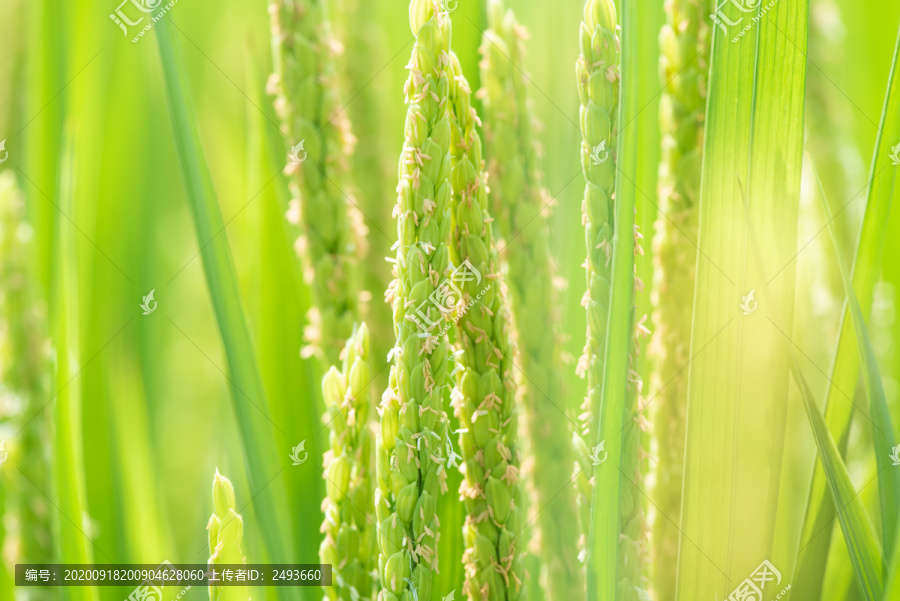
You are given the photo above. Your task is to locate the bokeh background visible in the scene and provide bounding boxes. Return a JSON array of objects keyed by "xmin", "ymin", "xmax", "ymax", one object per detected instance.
[{"xmin": 2, "ymin": 0, "xmax": 900, "ymax": 600}]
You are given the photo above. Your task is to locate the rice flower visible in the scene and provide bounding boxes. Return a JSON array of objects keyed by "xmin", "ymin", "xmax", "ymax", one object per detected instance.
[
  {"xmin": 268, "ymin": 0, "xmax": 365, "ymax": 364},
  {"xmin": 446, "ymin": 49, "xmax": 525, "ymax": 601},
  {"xmin": 207, "ymin": 470, "xmax": 248, "ymax": 601},
  {"xmin": 650, "ymin": 0, "xmax": 709, "ymax": 597},
  {"xmin": 574, "ymin": 0, "xmax": 619, "ymax": 561},
  {"xmin": 479, "ymin": 3, "xmax": 582, "ymax": 599},
  {"xmin": 320, "ymin": 323, "xmax": 376, "ymax": 601},
  {"xmin": 576, "ymin": 0, "xmax": 649, "ymax": 596},
  {"xmin": 375, "ymin": 2, "xmax": 455, "ymax": 600}
]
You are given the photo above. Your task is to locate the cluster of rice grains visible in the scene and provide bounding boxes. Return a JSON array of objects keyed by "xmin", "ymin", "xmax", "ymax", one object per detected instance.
[
  {"xmin": 375, "ymin": 2, "xmax": 454, "ymax": 600},
  {"xmin": 650, "ymin": 0, "xmax": 710, "ymax": 597},
  {"xmin": 446, "ymin": 46, "xmax": 525, "ymax": 601},
  {"xmin": 320, "ymin": 325, "xmax": 377, "ymax": 601},
  {"xmin": 268, "ymin": 0, "xmax": 366, "ymax": 363},
  {"xmin": 479, "ymin": 3, "xmax": 582, "ymax": 600},
  {"xmin": 575, "ymin": 0, "xmax": 649, "ymax": 598}
]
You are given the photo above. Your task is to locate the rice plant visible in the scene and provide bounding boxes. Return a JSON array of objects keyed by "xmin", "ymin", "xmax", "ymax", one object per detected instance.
[
  {"xmin": 446, "ymin": 49, "xmax": 525, "ymax": 601},
  {"xmin": 320, "ymin": 324, "xmax": 376, "ymax": 601},
  {"xmin": 267, "ymin": 0, "xmax": 365, "ymax": 365},
  {"xmin": 208, "ymin": 470, "xmax": 249, "ymax": 601},
  {"xmin": 1, "ymin": 1, "xmax": 900, "ymax": 601},
  {"xmin": 479, "ymin": 4, "xmax": 582, "ymax": 599},
  {"xmin": 375, "ymin": 3, "xmax": 453, "ymax": 601},
  {"xmin": 650, "ymin": 1, "xmax": 709, "ymax": 596}
]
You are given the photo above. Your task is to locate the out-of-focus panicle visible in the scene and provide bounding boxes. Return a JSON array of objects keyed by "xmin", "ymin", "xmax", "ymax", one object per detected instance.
[
  {"xmin": 0, "ymin": 171, "xmax": 53, "ymax": 601},
  {"xmin": 268, "ymin": 0, "xmax": 366, "ymax": 364},
  {"xmin": 649, "ymin": 1, "xmax": 709, "ymax": 597},
  {"xmin": 479, "ymin": 2, "xmax": 581, "ymax": 599}
]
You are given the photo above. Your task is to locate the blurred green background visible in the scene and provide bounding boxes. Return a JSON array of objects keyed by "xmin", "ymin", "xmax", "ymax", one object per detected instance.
[{"xmin": 1, "ymin": 0, "xmax": 900, "ymax": 599}]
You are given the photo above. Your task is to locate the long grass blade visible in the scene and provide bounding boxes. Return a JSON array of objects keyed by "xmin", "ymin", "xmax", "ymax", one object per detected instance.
[
  {"xmin": 884, "ymin": 512, "xmax": 900, "ymax": 599},
  {"xmin": 246, "ymin": 50, "xmax": 324, "ymax": 571},
  {"xmin": 153, "ymin": 17, "xmax": 295, "ymax": 575},
  {"xmin": 50, "ymin": 128, "xmax": 98, "ymax": 601},
  {"xmin": 813, "ymin": 161, "xmax": 900, "ymax": 558},
  {"xmin": 435, "ymin": 401, "xmax": 465, "ymax": 599},
  {"xmin": 676, "ymin": 0, "xmax": 806, "ymax": 596},
  {"xmin": 27, "ymin": 0, "xmax": 67, "ymax": 294},
  {"xmin": 794, "ymin": 21, "xmax": 900, "ymax": 600},
  {"xmin": 740, "ymin": 151, "xmax": 883, "ymax": 601},
  {"xmin": 585, "ymin": 0, "xmax": 643, "ymax": 595}
]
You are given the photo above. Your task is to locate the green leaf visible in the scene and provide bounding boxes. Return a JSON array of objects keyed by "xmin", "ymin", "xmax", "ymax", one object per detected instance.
[
  {"xmin": 50, "ymin": 128, "xmax": 98, "ymax": 601},
  {"xmin": 813, "ymin": 160, "xmax": 900, "ymax": 558},
  {"xmin": 585, "ymin": 0, "xmax": 638, "ymax": 595},
  {"xmin": 27, "ymin": 0, "xmax": 67, "ymax": 294},
  {"xmin": 245, "ymin": 48, "xmax": 324, "ymax": 572},
  {"xmin": 791, "ymin": 360, "xmax": 884, "ymax": 601},
  {"xmin": 153, "ymin": 17, "xmax": 296, "ymax": 579},
  {"xmin": 884, "ymin": 514, "xmax": 900, "ymax": 600},
  {"xmin": 793, "ymin": 21, "xmax": 900, "ymax": 600},
  {"xmin": 675, "ymin": 0, "xmax": 807, "ymax": 597}
]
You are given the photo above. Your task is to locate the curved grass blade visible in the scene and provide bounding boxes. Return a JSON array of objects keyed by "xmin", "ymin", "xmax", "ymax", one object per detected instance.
[
  {"xmin": 739, "ymin": 161, "xmax": 883, "ymax": 601},
  {"xmin": 152, "ymin": 17, "xmax": 295, "ymax": 576},
  {"xmin": 794, "ymin": 20, "xmax": 900, "ymax": 600},
  {"xmin": 813, "ymin": 160, "xmax": 900, "ymax": 558},
  {"xmin": 791, "ymin": 362, "xmax": 884, "ymax": 601}
]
